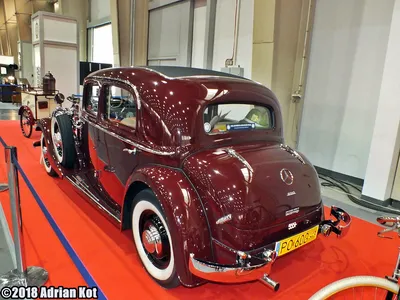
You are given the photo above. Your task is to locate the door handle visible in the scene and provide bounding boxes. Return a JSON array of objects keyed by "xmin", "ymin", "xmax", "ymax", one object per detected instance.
[{"xmin": 123, "ymin": 148, "xmax": 138, "ymax": 155}]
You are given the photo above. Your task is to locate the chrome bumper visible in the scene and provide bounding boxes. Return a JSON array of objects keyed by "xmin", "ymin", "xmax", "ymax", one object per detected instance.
[
  {"xmin": 189, "ymin": 206, "xmax": 351, "ymax": 291},
  {"xmin": 189, "ymin": 250, "xmax": 279, "ymax": 290}
]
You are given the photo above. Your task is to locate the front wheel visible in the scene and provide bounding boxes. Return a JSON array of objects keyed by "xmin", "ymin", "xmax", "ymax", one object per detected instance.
[
  {"xmin": 20, "ymin": 110, "xmax": 33, "ymax": 138},
  {"xmin": 131, "ymin": 189, "xmax": 180, "ymax": 288},
  {"xmin": 40, "ymin": 133, "xmax": 57, "ymax": 177},
  {"xmin": 309, "ymin": 276, "xmax": 399, "ymax": 300}
]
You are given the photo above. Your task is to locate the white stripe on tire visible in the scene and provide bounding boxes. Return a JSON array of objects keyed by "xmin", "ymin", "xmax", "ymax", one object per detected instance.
[{"xmin": 132, "ymin": 200, "xmax": 174, "ymax": 281}]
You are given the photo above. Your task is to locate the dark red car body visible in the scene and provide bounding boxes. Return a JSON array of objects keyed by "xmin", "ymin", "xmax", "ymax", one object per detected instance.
[{"xmin": 37, "ymin": 66, "xmax": 350, "ymax": 288}]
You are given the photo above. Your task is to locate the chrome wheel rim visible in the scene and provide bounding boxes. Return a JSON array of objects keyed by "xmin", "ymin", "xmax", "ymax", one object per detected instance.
[
  {"xmin": 139, "ymin": 211, "xmax": 171, "ymax": 270},
  {"xmin": 41, "ymin": 136, "xmax": 51, "ymax": 168},
  {"xmin": 52, "ymin": 122, "xmax": 63, "ymax": 160}
]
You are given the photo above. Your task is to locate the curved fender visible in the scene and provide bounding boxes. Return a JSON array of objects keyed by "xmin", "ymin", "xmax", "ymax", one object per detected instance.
[
  {"xmin": 126, "ymin": 166, "xmax": 213, "ymax": 287},
  {"xmin": 18, "ymin": 106, "xmax": 35, "ymax": 125},
  {"xmin": 37, "ymin": 118, "xmax": 64, "ymax": 178}
]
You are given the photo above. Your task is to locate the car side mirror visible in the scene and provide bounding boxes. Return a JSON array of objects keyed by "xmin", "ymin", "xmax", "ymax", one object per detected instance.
[{"xmin": 55, "ymin": 93, "xmax": 65, "ymax": 104}]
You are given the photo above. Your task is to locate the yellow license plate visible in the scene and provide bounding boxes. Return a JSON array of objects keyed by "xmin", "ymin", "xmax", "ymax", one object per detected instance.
[{"xmin": 274, "ymin": 225, "xmax": 319, "ymax": 256}]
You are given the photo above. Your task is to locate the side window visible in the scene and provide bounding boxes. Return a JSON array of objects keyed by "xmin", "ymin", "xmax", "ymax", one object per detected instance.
[
  {"xmin": 104, "ymin": 85, "xmax": 137, "ymax": 130},
  {"xmin": 85, "ymin": 83, "xmax": 100, "ymax": 115}
]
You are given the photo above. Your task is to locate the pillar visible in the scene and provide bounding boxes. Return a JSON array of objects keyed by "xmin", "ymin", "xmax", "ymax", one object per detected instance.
[
  {"xmin": 0, "ymin": 0, "xmax": 10, "ymax": 56},
  {"xmin": 14, "ymin": 0, "xmax": 33, "ymax": 42},
  {"xmin": 203, "ymin": 0, "xmax": 216, "ymax": 69},
  {"xmin": 55, "ymin": 0, "xmax": 88, "ymax": 61},
  {"xmin": 110, "ymin": 0, "xmax": 132, "ymax": 67},
  {"xmin": 362, "ymin": 0, "xmax": 400, "ymax": 203},
  {"xmin": 110, "ymin": 0, "xmax": 148, "ymax": 67},
  {"xmin": 251, "ymin": 0, "xmax": 314, "ymax": 148},
  {"xmin": 251, "ymin": 0, "xmax": 275, "ymax": 88},
  {"xmin": 133, "ymin": 0, "xmax": 148, "ymax": 66},
  {"xmin": 31, "ymin": 0, "xmax": 54, "ymax": 13},
  {"xmin": 109, "ymin": 0, "xmax": 120, "ymax": 66},
  {"xmin": 3, "ymin": 0, "xmax": 18, "ymax": 63}
]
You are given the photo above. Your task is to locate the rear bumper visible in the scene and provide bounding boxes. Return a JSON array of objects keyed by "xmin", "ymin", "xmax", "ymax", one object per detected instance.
[
  {"xmin": 189, "ymin": 205, "xmax": 351, "ymax": 289},
  {"xmin": 189, "ymin": 252, "xmax": 274, "ymax": 284}
]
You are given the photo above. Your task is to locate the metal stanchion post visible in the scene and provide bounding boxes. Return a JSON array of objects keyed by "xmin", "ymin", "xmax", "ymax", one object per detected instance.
[{"xmin": 0, "ymin": 146, "xmax": 48, "ymax": 288}]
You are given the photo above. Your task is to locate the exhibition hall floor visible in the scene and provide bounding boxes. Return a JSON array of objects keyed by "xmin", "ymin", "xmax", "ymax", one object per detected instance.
[{"xmin": 0, "ymin": 120, "xmax": 398, "ymax": 299}]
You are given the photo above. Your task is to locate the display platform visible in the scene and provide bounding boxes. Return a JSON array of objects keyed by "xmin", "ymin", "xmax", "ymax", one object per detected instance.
[{"xmin": 0, "ymin": 120, "xmax": 397, "ymax": 299}]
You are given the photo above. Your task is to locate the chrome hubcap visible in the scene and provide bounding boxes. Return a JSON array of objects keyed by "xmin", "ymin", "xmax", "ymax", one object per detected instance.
[
  {"xmin": 139, "ymin": 212, "xmax": 171, "ymax": 269},
  {"xmin": 53, "ymin": 132, "xmax": 62, "ymax": 148},
  {"xmin": 142, "ymin": 225, "xmax": 162, "ymax": 255}
]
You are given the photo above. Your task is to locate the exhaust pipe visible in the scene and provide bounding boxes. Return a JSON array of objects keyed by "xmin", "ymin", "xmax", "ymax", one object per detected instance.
[{"xmin": 259, "ymin": 274, "xmax": 280, "ymax": 291}]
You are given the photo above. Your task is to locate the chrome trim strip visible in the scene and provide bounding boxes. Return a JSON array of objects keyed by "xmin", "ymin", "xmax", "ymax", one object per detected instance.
[
  {"xmin": 66, "ymin": 176, "xmax": 121, "ymax": 223},
  {"xmin": 81, "ymin": 115, "xmax": 176, "ymax": 156},
  {"xmin": 224, "ymin": 148, "xmax": 254, "ymax": 173},
  {"xmin": 89, "ymin": 75, "xmax": 142, "ymax": 110},
  {"xmin": 216, "ymin": 214, "xmax": 232, "ymax": 225},
  {"xmin": 280, "ymin": 144, "xmax": 306, "ymax": 164}
]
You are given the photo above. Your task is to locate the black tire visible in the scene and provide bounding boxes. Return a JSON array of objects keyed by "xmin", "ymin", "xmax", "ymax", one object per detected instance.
[
  {"xmin": 40, "ymin": 133, "xmax": 58, "ymax": 177},
  {"xmin": 20, "ymin": 111, "xmax": 32, "ymax": 138},
  {"xmin": 51, "ymin": 114, "xmax": 76, "ymax": 169},
  {"xmin": 131, "ymin": 189, "xmax": 180, "ymax": 289}
]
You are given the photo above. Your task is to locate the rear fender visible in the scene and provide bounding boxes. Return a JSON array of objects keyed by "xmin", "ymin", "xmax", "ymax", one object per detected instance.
[
  {"xmin": 18, "ymin": 106, "xmax": 35, "ymax": 125},
  {"xmin": 36, "ymin": 118, "xmax": 64, "ymax": 178},
  {"xmin": 125, "ymin": 166, "xmax": 213, "ymax": 287}
]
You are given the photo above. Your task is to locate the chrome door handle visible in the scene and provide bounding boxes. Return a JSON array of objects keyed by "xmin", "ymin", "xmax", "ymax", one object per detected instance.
[{"xmin": 123, "ymin": 148, "xmax": 137, "ymax": 155}]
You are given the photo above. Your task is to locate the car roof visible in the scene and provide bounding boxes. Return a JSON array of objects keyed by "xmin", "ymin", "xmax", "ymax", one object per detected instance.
[
  {"xmin": 144, "ymin": 66, "xmax": 250, "ymax": 81},
  {"xmin": 85, "ymin": 66, "xmax": 282, "ymax": 147}
]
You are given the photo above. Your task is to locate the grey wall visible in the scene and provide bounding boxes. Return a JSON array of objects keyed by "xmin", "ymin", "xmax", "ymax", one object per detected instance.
[
  {"xmin": 147, "ymin": 0, "xmax": 193, "ymax": 66},
  {"xmin": 298, "ymin": 0, "xmax": 395, "ymax": 179}
]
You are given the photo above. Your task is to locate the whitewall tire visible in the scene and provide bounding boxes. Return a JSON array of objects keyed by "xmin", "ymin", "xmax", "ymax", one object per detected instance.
[
  {"xmin": 131, "ymin": 189, "xmax": 179, "ymax": 288},
  {"xmin": 40, "ymin": 133, "xmax": 57, "ymax": 177},
  {"xmin": 50, "ymin": 115, "xmax": 76, "ymax": 169}
]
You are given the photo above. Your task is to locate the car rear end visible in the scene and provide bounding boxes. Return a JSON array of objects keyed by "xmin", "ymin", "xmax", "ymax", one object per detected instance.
[{"xmin": 179, "ymin": 78, "xmax": 351, "ymax": 289}]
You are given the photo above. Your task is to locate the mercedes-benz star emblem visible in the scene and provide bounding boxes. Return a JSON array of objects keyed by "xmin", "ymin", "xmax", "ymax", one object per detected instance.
[{"xmin": 280, "ymin": 168, "xmax": 294, "ymax": 185}]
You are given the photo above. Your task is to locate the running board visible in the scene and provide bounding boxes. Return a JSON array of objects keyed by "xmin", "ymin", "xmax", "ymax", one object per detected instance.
[{"xmin": 66, "ymin": 175, "xmax": 121, "ymax": 224}]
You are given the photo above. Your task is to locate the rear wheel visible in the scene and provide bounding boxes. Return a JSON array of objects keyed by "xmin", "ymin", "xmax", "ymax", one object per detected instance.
[
  {"xmin": 51, "ymin": 114, "xmax": 76, "ymax": 168},
  {"xmin": 131, "ymin": 189, "xmax": 179, "ymax": 288},
  {"xmin": 20, "ymin": 110, "xmax": 33, "ymax": 138},
  {"xmin": 309, "ymin": 276, "xmax": 400, "ymax": 299}
]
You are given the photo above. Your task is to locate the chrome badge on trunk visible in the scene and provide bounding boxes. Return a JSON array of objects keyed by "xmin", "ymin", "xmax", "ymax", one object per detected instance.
[{"xmin": 285, "ymin": 207, "xmax": 299, "ymax": 217}]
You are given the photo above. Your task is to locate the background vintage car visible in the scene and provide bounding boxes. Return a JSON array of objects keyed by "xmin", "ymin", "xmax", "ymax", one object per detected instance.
[{"xmin": 36, "ymin": 66, "xmax": 350, "ymax": 290}]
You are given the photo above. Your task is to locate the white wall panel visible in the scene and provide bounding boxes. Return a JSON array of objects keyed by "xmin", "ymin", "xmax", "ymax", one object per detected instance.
[
  {"xmin": 148, "ymin": 0, "xmax": 192, "ymax": 66},
  {"xmin": 44, "ymin": 45, "xmax": 78, "ymax": 96},
  {"xmin": 43, "ymin": 18, "xmax": 77, "ymax": 44},
  {"xmin": 212, "ymin": 0, "xmax": 254, "ymax": 78},
  {"xmin": 298, "ymin": 0, "xmax": 395, "ymax": 179}
]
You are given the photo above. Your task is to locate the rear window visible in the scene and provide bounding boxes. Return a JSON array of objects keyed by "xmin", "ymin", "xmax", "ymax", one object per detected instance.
[{"xmin": 203, "ymin": 104, "xmax": 273, "ymax": 134}]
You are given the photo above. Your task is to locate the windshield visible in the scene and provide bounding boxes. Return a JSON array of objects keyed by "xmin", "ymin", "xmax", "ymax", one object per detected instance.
[{"xmin": 203, "ymin": 103, "xmax": 273, "ymax": 134}]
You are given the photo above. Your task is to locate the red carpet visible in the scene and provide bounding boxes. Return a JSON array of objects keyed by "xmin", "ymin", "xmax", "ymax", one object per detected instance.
[{"xmin": 0, "ymin": 120, "xmax": 398, "ymax": 299}]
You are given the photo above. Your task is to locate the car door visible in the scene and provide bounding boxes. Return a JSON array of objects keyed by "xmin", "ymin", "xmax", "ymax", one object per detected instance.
[
  {"xmin": 83, "ymin": 80, "xmax": 103, "ymax": 173},
  {"xmin": 97, "ymin": 82, "xmax": 140, "ymax": 206}
]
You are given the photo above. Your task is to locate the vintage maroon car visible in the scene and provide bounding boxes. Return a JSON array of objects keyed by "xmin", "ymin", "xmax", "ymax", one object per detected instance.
[{"xmin": 35, "ymin": 66, "xmax": 351, "ymax": 290}]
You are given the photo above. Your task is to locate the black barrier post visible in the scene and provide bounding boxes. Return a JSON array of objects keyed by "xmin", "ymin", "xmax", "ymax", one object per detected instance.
[{"xmin": 0, "ymin": 146, "xmax": 48, "ymax": 288}]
